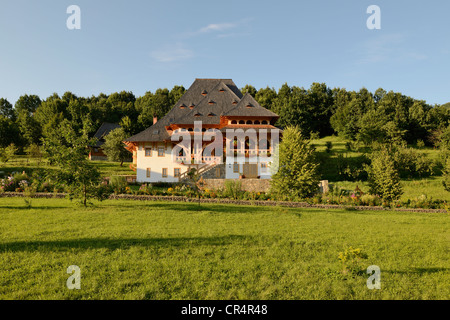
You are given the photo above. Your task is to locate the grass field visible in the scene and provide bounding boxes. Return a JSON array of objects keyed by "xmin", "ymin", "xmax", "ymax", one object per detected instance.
[{"xmin": 0, "ymin": 197, "xmax": 448, "ymax": 300}]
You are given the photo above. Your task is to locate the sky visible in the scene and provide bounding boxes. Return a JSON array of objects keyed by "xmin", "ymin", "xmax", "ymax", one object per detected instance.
[{"xmin": 0, "ymin": 0, "xmax": 449, "ymax": 106}]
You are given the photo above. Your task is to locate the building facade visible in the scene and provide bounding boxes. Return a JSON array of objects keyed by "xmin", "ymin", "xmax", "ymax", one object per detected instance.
[{"xmin": 124, "ymin": 79, "xmax": 281, "ymax": 183}]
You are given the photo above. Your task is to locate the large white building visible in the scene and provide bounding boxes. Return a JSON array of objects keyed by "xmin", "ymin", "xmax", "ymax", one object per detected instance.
[{"xmin": 124, "ymin": 79, "xmax": 281, "ymax": 183}]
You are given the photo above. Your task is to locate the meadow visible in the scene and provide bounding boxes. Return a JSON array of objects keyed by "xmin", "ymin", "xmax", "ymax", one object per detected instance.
[{"xmin": 0, "ymin": 197, "xmax": 448, "ymax": 300}]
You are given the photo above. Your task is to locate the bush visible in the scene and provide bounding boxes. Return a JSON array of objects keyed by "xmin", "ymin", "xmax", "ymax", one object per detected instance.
[
  {"xmin": 336, "ymin": 154, "xmax": 369, "ymax": 181},
  {"xmin": 366, "ymin": 147, "xmax": 403, "ymax": 202},
  {"xmin": 110, "ymin": 176, "xmax": 128, "ymax": 194},
  {"xmin": 391, "ymin": 146, "xmax": 434, "ymax": 178},
  {"xmin": 325, "ymin": 141, "xmax": 333, "ymax": 153},
  {"xmin": 338, "ymin": 247, "xmax": 368, "ymax": 275},
  {"xmin": 222, "ymin": 180, "xmax": 242, "ymax": 200},
  {"xmin": 271, "ymin": 126, "xmax": 320, "ymax": 200}
]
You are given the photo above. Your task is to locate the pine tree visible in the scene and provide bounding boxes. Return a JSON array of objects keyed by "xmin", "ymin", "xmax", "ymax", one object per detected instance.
[
  {"xmin": 270, "ymin": 126, "xmax": 320, "ymax": 199},
  {"xmin": 367, "ymin": 147, "xmax": 403, "ymax": 202}
]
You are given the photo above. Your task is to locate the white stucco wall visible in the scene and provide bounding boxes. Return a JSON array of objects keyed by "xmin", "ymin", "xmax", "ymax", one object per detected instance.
[{"xmin": 136, "ymin": 142, "xmax": 190, "ymax": 183}]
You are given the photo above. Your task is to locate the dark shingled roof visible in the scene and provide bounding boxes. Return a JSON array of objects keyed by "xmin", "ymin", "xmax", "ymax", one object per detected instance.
[
  {"xmin": 125, "ymin": 79, "xmax": 278, "ymax": 142},
  {"xmin": 223, "ymin": 93, "xmax": 279, "ymax": 118},
  {"xmin": 92, "ymin": 122, "xmax": 120, "ymax": 147}
]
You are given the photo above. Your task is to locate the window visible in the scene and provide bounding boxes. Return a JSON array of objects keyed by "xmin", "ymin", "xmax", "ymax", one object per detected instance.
[
  {"xmin": 231, "ymin": 120, "xmax": 237, "ymax": 124},
  {"xmin": 158, "ymin": 147, "xmax": 165, "ymax": 157},
  {"xmin": 162, "ymin": 168, "xmax": 168, "ymax": 178},
  {"xmin": 146, "ymin": 168, "xmax": 151, "ymax": 178},
  {"xmin": 174, "ymin": 168, "xmax": 181, "ymax": 178},
  {"xmin": 261, "ymin": 120, "xmax": 268, "ymax": 125},
  {"xmin": 233, "ymin": 163, "xmax": 239, "ymax": 173},
  {"xmin": 246, "ymin": 120, "xmax": 252, "ymax": 125},
  {"xmin": 145, "ymin": 148, "xmax": 152, "ymax": 157},
  {"xmin": 261, "ymin": 163, "xmax": 268, "ymax": 172}
]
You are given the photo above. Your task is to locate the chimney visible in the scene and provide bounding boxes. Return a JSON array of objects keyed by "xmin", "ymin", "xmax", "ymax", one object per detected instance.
[{"xmin": 153, "ymin": 116, "xmax": 158, "ymax": 125}]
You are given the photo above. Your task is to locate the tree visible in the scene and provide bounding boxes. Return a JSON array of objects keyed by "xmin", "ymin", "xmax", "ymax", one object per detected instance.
[
  {"xmin": 0, "ymin": 98, "xmax": 15, "ymax": 120},
  {"xmin": 270, "ymin": 126, "xmax": 320, "ymax": 199},
  {"xmin": 366, "ymin": 147, "xmax": 403, "ymax": 202},
  {"xmin": 15, "ymin": 94, "xmax": 42, "ymax": 146},
  {"xmin": 241, "ymin": 85, "xmax": 257, "ymax": 97},
  {"xmin": 43, "ymin": 120, "xmax": 109, "ymax": 206},
  {"xmin": 102, "ymin": 127, "xmax": 131, "ymax": 166},
  {"xmin": 442, "ymin": 158, "xmax": 450, "ymax": 192},
  {"xmin": 0, "ymin": 143, "xmax": 18, "ymax": 164}
]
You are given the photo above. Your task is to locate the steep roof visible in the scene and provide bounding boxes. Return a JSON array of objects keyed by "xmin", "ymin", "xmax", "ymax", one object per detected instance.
[
  {"xmin": 92, "ymin": 122, "xmax": 120, "ymax": 147},
  {"xmin": 223, "ymin": 93, "xmax": 279, "ymax": 118},
  {"xmin": 175, "ymin": 81, "xmax": 241, "ymax": 125}
]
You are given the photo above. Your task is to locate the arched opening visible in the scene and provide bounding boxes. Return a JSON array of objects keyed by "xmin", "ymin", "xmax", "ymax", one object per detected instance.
[
  {"xmin": 188, "ymin": 128, "xmax": 193, "ymax": 132},
  {"xmin": 246, "ymin": 120, "xmax": 252, "ymax": 125},
  {"xmin": 261, "ymin": 120, "xmax": 268, "ymax": 125},
  {"xmin": 254, "ymin": 120, "xmax": 260, "ymax": 125},
  {"xmin": 231, "ymin": 120, "xmax": 237, "ymax": 125},
  {"xmin": 239, "ymin": 120, "xmax": 245, "ymax": 125}
]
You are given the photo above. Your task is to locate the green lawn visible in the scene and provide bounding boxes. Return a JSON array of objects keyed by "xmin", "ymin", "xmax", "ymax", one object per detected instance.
[
  {"xmin": 0, "ymin": 156, "xmax": 134, "ymax": 178},
  {"xmin": 0, "ymin": 198, "xmax": 448, "ymax": 300}
]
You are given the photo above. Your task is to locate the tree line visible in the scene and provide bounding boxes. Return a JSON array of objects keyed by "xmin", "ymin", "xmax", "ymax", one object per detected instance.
[{"xmin": 1, "ymin": 83, "xmax": 450, "ymax": 151}]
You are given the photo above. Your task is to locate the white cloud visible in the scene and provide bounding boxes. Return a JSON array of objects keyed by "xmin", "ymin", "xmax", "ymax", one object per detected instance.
[
  {"xmin": 150, "ymin": 43, "xmax": 194, "ymax": 63},
  {"xmin": 198, "ymin": 22, "xmax": 237, "ymax": 34},
  {"xmin": 357, "ymin": 34, "xmax": 427, "ymax": 64}
]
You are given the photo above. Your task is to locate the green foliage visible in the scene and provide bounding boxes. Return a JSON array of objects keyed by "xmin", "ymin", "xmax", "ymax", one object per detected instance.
[
  {"xmin": 222, "ymin": 180, "xmax": 242, "ymax": 200},
  {"xmin": 102, "ymin": 128, "xmax": 131, "ymax": 166},
  {"xmin": 336, "ymin": 154, "xmax": 369, "ymax": 181},
  {"xmin": 442, "ymin": 158, "xmax": 450, "ymax": 192},
  {"xmin": 325, "ymin": 141, "xmax": 333, "ymax": 153},
  {"xmin": 110, "ymin": 176, "xmax": 128, "ymax": 194},
  {"xmin": 366, "ymin": 147, "xmax": 403, "ymax": 202},
  {"xmin": 390, "ymin": 146, "xmax": 435, "ymax": 178},
  {"xmin": 0, "ymin": 143, "xmax": 18, "ymax": 163},
  {"xmin": 338, "ymin": 247, "xmax": 368, "ymax": 275},
  {"xmin": 42, "ymin": 120, "xmax": 107, "ymax": 206},
  {"xmin": 271, "ymin": 126, "xmax": 320, "ymax": 199}
]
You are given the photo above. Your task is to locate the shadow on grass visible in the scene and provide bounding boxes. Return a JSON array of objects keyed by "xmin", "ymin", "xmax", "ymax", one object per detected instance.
[
  {"xmin": 108, "ymin": 202, "xmax": 271, "ymax": 214},
  {"xmin": 0, "ymin": 206, "xmax": 68, "ymax": 210},
  {"xmin": 0, "ymin": 235, "xmax": 251, "ymax": 253},
  {"xmin": 384, "ymin": 268, "xmax": 450, "ymax": 275}
]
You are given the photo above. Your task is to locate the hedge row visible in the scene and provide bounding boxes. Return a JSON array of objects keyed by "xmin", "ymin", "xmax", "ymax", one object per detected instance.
[{"xmin": 0, "ymin": 192, "xmax": 447, "ymax": 213}]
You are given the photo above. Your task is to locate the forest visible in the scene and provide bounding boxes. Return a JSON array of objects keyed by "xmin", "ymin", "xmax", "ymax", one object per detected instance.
[{"xmin": 1, "ymin": 83, "xmax": 449, "ymax": 151}]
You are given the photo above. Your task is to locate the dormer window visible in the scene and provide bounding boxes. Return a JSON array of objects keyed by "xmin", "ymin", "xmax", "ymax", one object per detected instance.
[
  {"xmin": 189, "ymin": 104, "xmax": 195, "ymax": 109},
  {"xmin": 207, "ymin": 113, "xmax": 215, "ymax": 117},
  {"xmin": 201, "ymin": 90, "xmax": 207, "ymax": 96},
  {"xmin": 219, "ymin": 88, "xmax": 225, "ymax": 92},
  {"xmin": 179, "ymin": 104, "xmax": 186, "ymax": 109},
  {"xmin": 208, "ymin": 100, "xmax": 215, "ymax": 105},
  {"xmin": 246, "ymin": 104, "xmax": 253, "ymax": 108},
  {"xmin": 194, "ymin": 112, "xmax": 202, "ymax": 117},
  {"xmin": 232, "ymin": 100, "xmax": 238, "ymax": 105}
]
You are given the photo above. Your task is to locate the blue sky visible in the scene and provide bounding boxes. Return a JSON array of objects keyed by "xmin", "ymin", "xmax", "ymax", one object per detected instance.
[{"xmin": 0, "ymin": 0, "xmax": 449, "ymax": 105}]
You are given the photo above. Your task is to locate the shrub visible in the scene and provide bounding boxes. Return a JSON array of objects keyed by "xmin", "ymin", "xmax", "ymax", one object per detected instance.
[
  {"xmin": 271, "ymin": 126, "xmax": 320, "ymax": 200},
  {"xmin": 366, "ymin": 147, "xmax": 403, "ymax": 202},
  {"xmin": 110, "ymin": 176, "xmax": 128, "ymax": 194},
  {"xmin": 222, "ymin": 180, "xmax": 242, "ymax": 200},
  {"xmin": 338, "ymin": 247, "xmax": 368, "ymax": 275},
  {"xmin": 325, "ymin": 141, "xmax": 333, "ymax": 153},
  {"xmin": 443, "ymin": 158, "xmax": 450, "ymax": 193}
]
